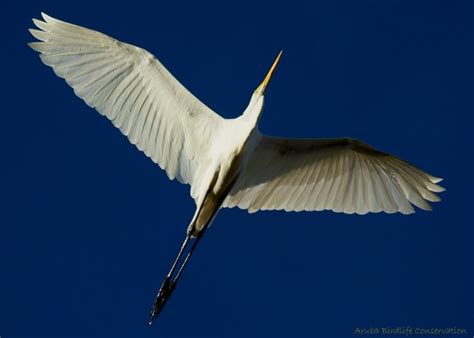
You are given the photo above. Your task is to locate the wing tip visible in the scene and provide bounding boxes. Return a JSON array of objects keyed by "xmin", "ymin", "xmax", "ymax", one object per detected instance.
[
  {"xmin": 32, "ymin": 18, "xmax": 44, "ymax": 27},
  {"xmin": 417, "ymin": 202, "xmax": 433, "ymax": 212},
  {"xmin": 27, "ymin": 41, "xmax": 43, "ymax": 52},
  {"xmin": 429, "ymin": 175, "xmax": 443, "ymax": 184},
  {"xmin": 41, "ymin": 12, "xmax": 53, "ymax": 22},
  {"xmin": 430, "ymin": 184, "xmax": 445, "ymax": 193},
  {"xmin": 28, "ymin": 28, "xmax": 46, "ymax": 42}
]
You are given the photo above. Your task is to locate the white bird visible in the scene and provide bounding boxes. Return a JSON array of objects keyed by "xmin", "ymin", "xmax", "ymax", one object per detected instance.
[{"xmin": 29, "ymin": 13, "xmax": 444, "ymax": 324}]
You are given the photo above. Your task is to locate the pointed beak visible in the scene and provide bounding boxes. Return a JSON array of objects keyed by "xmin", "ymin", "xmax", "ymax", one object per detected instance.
[{"xmin": 255, "ymin": 50, "xmax": 283, "ymax": 95}]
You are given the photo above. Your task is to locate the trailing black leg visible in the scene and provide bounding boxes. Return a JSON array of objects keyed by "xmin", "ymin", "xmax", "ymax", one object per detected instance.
[
  {"xmin": 148, "ymin": 233, "xmax": 191, "ymax": 324},
  {"xmin": 148, "ymin": 229, "xmax": 207, "ymax": 325}
]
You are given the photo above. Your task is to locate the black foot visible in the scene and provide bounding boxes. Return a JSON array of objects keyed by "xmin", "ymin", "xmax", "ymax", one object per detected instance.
[{"xmin": 148, "ymin": 276, "xmax": 177, "ymax": 325}]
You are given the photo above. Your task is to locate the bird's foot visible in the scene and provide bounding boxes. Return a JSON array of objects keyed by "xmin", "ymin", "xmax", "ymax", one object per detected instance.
[{"xmin": 148, "ymin": 276, "xmax": 176, "ymax": 325}]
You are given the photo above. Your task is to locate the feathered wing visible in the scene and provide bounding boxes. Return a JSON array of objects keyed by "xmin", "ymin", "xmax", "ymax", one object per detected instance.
[
  {"xmin": 29, "ymin": 13, "xmax": 223, "ymax": 186},
  {"xmin": 224, "ymin": 136, "xmax": 444, "ymax": 214}
]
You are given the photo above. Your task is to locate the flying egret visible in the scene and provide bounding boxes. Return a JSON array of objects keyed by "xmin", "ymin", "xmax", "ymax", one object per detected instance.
[{"xmin": 28, "ymin": 13, "xmax": 444, "ymax": 325}]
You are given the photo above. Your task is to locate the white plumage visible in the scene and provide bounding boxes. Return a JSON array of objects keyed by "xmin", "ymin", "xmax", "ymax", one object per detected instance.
[
  {"xmin": 28, "ymin": 13, "xmax": 444, "ymax": 323},
  {"xmin": 29, "ymin": 13, "xmax": 223, "ymax": 187},
  {"xmin": 224, "ymin": 137, "xmax": 443, "ymax": 214}
]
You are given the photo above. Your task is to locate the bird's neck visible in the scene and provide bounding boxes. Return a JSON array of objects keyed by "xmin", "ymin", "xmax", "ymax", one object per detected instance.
[{"xmin": 242, "ymin": 94, "xmax": 264, "ymax": 127}]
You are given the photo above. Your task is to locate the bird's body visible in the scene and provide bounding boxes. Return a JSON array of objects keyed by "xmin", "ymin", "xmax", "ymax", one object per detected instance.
[
  {"xmin": 28, "ymin": 13, "xmax": 444, "ymax": 324},
  {"xmin": 182, "ymin": 93, "xmax": 264, "ymax": 236}
]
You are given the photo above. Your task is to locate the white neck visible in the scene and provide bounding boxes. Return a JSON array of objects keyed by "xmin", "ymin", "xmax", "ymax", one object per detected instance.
[{"xmin": 241, "ymin": 93, "xmax": 264, "ymax": 127}]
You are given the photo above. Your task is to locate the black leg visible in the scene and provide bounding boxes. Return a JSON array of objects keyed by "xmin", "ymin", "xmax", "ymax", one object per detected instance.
[
  {"xmin": 168, "ymin": 234, "xmax": 191, "ymax": 278},
  {"xmin": 173, "ymin": 231, "xmax": 205, "ymax": 283},
  {"xmin": 148, "ymin": 233, "xmax": 191, "ymax": 324},
  {"xmin": 148, "ymin": 229, "xmax": 207, "ymax": 325}
]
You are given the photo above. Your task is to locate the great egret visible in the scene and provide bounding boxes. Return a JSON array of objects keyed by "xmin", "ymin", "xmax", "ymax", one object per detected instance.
[{"xmin": 29, "ymin": 13, "xmax": 444, "ymax": 325}]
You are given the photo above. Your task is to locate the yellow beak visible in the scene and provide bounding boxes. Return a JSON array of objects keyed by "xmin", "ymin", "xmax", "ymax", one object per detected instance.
[{"xmin": 255, "ymin": 50, "xmax": 283, "ymax": 95}]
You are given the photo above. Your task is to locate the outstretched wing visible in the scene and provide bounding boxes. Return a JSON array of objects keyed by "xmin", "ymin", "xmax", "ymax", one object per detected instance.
[
  {"xmin": 224, "ymin": 136, "xmax": 444, "ymax": 214},
  {"xmin": 29, "ymin": 13, "xmax": 223, "ymax": 186}
]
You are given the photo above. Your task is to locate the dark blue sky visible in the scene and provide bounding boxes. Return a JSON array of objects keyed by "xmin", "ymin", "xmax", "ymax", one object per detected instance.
[{"xmin": 2, "ymin": 0, "xmax": 473, "ymax": 337}]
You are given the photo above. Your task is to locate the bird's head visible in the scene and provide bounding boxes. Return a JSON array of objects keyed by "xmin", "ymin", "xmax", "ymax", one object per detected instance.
[
  {"xmin": 244, "ymin": 51, "xmax": 283, "ymax": 124},
  {"xmin": 254, "ymin": 50, "xmax": 283, "ymax": 97}
]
